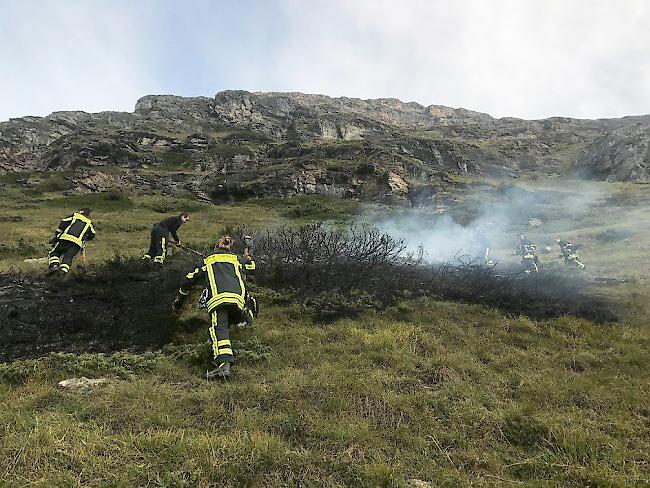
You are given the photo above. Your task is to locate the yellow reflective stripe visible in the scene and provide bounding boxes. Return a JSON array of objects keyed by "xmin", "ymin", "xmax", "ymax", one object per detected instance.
[
  {"xmin": 209, "ymin": 314, "xmax": 220, "ymax": 359},
  {"xmin": 178, "ymin": 289, "xmax": 190, "ymax": 296},
  {"xmin": 204, "ymin": 253, "xmax": 240, "ymax": 265},
  {"xmin": 59, "ymin": 213, "xmax": 94, "ymax": 246},
  {"xmin": 217, "ymin": 340, "xmax": 231, "ymax": 347},
  {"xmin": 72, "ymin": 213, "xmax": 92, "ymax": 225},
  {"xmin": 206, "ymin": 294, "xmax": 245, "ymax": 311},
  {"xmin": 206, "ymin": 261, "xmax": 219, "ymax": 299},
  {"xmin": 185, "ymin": 266, "xmax": 203, "ymax": 279},
  {"xmin": 244, "ymin": 261, "xmax": 256, "ymax": 271},
  {"xmin": 161, "ymin": 237, "xmax": 166, "ymax": 258},
  {"xmin": 59, "ymin": 235, "xmax": 83, "ymax": 246},
  {"xmin": 219, "ymin": 348, "xmax": 233, "ymax": 356},
  {"xmin": 233, "ymin": 259, "xmax": 246, "ymax": 300}
]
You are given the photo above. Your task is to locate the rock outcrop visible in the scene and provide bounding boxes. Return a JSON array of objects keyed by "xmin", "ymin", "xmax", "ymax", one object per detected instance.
[
  {"xmin": 575, "ymin": 117, "xmax": 650, "ymax": 182},
  {"xmin": 1, "ymin": 90, "xmax": 648, "ymax": 206}
]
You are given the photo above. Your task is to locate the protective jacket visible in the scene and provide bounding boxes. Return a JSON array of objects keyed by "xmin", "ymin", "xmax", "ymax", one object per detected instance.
[
  {"xmin": 54, "ymin": 212, "xmax": 96, "ymax": 247},
  {"xmin": 559, "ymin": 240, "xmax": 585, "ymax": 269},
  {"xmin": 179, "ymin": 250, "xmax": 256, "ymax": 312},
  {"xmin": 559, "ymin": 241, "xmax": 577, "ymax": 259},
  {"xmin": 158, "ymin": 216, "xmax": 184, "ymax": 243},
  {"xmin": 517, "ymin": 239, "xmax": 537, "ymax": 259}
]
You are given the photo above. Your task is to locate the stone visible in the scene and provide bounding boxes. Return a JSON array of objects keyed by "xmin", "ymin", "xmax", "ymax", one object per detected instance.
[{"xmin": 58, "ymin": 377, "xmax": 110, "ymax": 390}]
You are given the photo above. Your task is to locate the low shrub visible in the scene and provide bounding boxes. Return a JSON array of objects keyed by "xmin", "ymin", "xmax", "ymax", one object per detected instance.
[
  {"xmin": 48, "ymin": 192, "xmax": 134, "ymax": 211},
  {"xmin": 141, "ymin": 197, "xmax": 205, "ymax": 214},
  {"xmin": 593, "ymin": 228, "xmax": 634, "ymax": 243},
  {"xmin": 241, "ymin": 223, "xmax": 619, "ymax": 323}
]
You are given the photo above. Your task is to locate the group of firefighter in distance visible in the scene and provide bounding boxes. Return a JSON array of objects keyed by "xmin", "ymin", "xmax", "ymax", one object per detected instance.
[
  {"xmin": 470, "ymin": 227, "xmax": 585, "ymax": 273},
  {"xmin": 44, "ymin": 208, "xmax": 586, "ymax": 380}
]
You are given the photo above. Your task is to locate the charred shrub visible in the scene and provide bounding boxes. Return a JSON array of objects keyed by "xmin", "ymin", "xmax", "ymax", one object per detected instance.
[{"xmin": 241, "ymin": 223, "xmax": 619, "ymax": 324}]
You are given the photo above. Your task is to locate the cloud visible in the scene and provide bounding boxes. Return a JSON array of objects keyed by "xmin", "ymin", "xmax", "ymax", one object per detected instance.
[
  {"xmin": 0, "ymin": 0, "xmax": 157, "ymax": 120},
  {"xmin": 1, "ymin": 0, "xmax": 649, "ymax": 121},
  {"xmin": 273, "ymin": 0, "xmax": 650, "ymax": 119}
]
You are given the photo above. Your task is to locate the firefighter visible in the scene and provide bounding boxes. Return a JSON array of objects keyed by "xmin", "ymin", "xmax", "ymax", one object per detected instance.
[
  {"xmin": 172, "ymin": 235, "xmax": 256, "ymax": 380},
  {"xmin": 143, "ymin": 213, "xmax": 190, "ymax": 265},
  {"xmin": 471, "ymin": 227, "xmax": 493, "ymax": 266},
  {"xmin": 47, "ymin": 208, "xmax": 96, "ymax": 276},
  {"xmin": 515, "ymin": 233, "xmax": 539, "ymax": 273},
  {"xmin": 556, "ymin": 239, "xmax": 586, "ymax": 269}
]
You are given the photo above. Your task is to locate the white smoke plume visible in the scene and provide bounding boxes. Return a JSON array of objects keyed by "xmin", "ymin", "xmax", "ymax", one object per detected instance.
[{"xmin": 363, "ymin": 179, "xmax": 609, "ymax": 265}]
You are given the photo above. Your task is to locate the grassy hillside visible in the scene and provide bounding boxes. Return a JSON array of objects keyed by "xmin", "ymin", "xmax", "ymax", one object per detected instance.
[{"xmin": 0, "ymin": 179, "xmax": 648, "ymax": 486}]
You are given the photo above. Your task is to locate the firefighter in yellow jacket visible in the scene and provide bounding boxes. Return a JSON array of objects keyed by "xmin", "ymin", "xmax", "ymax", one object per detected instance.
[
  {"xmin": 172, "ymin": 235, "xmax": 256, "ymax": 380},
  {"xmin": 47, "ymin": 208, "xmax": 96, "ymax": 276},
  {"xmin": 556, "ymin": 239, "xmax": 586, "ymax": 269}
]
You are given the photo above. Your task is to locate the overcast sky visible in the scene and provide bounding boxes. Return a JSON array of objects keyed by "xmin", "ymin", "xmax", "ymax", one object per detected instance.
[{"xmin": 1, "ymin": 0, "xmax": 649, "ymax": 121}]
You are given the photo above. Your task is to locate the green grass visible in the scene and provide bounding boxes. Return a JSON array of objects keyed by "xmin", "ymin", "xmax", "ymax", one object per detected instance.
[
  {"xmin": 0, "ymin": 178, "xmax": 649, "ymax": 485},
  {"xmin": 0, "ymin": 298, "xmax": 648, "ymax": 486}
]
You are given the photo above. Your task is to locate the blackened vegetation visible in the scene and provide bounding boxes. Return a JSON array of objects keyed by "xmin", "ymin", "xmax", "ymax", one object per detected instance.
[
  {"xmin": 0, "ymin": 255, "xmax": 197, "ymax": 362},
  {"xmin": 247, "ymin": 223, "xmax": 619, "ymax": 323},
  {"xmin": 0, "ymin": 224, "xmax": 618, "ymax": 362}
]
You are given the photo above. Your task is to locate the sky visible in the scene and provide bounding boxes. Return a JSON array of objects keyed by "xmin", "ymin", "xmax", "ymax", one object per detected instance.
[{"xmin": 1, "ymin": 0, "xmax": 649, "ymax": 121}]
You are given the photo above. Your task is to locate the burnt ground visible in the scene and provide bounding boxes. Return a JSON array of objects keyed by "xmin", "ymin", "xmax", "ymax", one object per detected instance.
[
  {"xmin": 0, "ymin": 247, "xmax": 622, "ymax": 362},
  {"xmin": 0, "ymin": 255, "xmax": 200, "ymax": 362}
]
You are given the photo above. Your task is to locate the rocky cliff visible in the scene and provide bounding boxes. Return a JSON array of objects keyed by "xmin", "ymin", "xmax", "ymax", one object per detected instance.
[{"xmin": 1, "ymin": 90, "xmax": 648, "ymax": 205}]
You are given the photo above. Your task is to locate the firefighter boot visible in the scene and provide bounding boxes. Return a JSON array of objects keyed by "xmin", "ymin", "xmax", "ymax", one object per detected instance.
[
  {"xmin": 45, "ymin": 264, "xmax": 60, "ymax": 276},
  {"xmin": 206, "ymin": 362, "xmax": 231, "ymax": 380}
]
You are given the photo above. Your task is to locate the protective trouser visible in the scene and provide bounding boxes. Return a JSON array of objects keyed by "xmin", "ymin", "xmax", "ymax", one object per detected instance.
[
  {"xmin": 48, "ymin": 241, "xmax": 81, "ymax": 274},
  {"xmin": 522, "ymin": 255, "xmax": 539, "ymax": 273},
  {"xmin": 244, "ymin": 292, "xmax": 258, "ymax": 327},
  {"xmin": 143, "ymin": 225, "xmax": 167, "ymax": 264},
  {"xmin": 209, "ymin": 304, "xmax": 242, "ymax": 364},
  {"xmin": 566, "ymin": 255, "xmax": 586, "ymax": 269}
]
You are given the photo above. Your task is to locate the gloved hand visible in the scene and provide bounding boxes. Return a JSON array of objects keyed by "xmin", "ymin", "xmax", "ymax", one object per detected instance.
[
  {"xmin": 172, "ymin": 295, "xmax": 186, "ymax": 312},
  {"xmin": 244, "ymin": 235, "xmax": 253, "ymax": 253}
]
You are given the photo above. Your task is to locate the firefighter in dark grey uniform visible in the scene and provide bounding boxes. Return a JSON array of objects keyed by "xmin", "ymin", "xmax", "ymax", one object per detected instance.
[
  {"xmin": 556, "ymin": 239, "xmax": 586, "ymax": 269},
  {"xmin": 172, "ymin": 235, "xmax": 256, "ymax": 380},
  {"xmin": 471, "ymin": 227, "xmax": 493, "ymax": 266},
  {"xmin": 47, "ymin": 208, "xmax": 96, "ymax": 276},
  {"xmin": 143, "ymin": 213, "xmax": 189, "ymax": 264},
  {"xmin": 515, "ymin": 233, "xmax": 539, "ymax": 273}
]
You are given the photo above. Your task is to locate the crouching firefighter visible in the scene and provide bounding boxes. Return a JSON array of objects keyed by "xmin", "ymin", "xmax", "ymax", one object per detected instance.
[
  {"xmin": 172, "ymin": 235, "xmax": 256, "ymax": 380},
  {"xmin": 556, "ymin": 239, "xmax": 586, "ymax": 270},
  {"xmin": 516, "ymin": 233, "xmax": 539, "ymax": 273},
  {"xmin": 47, "ymin": 208, "xmax": 96, "ymax": 276},
  {"xmin": 143, "ymin": 213, "xmax": 190, "ymax": 265}
]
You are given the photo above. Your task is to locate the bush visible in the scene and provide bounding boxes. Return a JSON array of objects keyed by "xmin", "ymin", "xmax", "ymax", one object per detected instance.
[
  {"xmin": 0, "ymin": 215, "xmax": 23, "ymax": 222},
  {"xmin": 593, "ymin": 228, "xmax": 634, "ymax": 243},
  {"xmin": 0, "ymin": 238, "xmax": 44, "ymax": 258},
  {"xmin": 142, "ymin": 197, "xmax": 206, "ymax": 214},
  {"xmin": 35, "ymin": 174, "xmax": 75, "ymax": 192},
  {"xmin": 241, "ymin": 223, "xmax": 619, "ymax": 323},
  {"xmin": 49, "ymin": 192, "xmax": 134, "ymax": 211}
]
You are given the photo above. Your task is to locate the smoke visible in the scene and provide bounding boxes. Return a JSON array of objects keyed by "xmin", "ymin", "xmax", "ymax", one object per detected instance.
[{"xmin": 363, "ymin": 179, "xmax": 609, "ymax": 265}]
